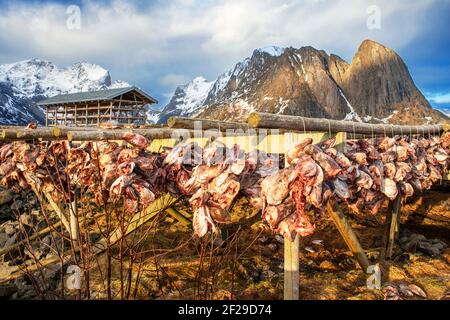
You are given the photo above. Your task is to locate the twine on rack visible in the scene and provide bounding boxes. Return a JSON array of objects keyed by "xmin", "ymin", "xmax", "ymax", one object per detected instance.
[
  {"xmin": 326, "ymin": 119, "xmax": 332, "ymax": 138},
  {"xmin": 301, "ymin": 117, "xmax": 306, "ymax": 134}
]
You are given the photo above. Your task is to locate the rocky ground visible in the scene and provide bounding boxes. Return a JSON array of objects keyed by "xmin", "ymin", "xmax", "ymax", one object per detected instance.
[{"xmin": 0, "ymin": 185, "xmax": 448, "ymax": 300}]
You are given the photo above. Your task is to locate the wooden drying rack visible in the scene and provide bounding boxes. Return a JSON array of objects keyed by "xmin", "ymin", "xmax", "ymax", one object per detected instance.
[{"xmin": 0, "ymin": 114, "xmax": 448, "ymax": 299}]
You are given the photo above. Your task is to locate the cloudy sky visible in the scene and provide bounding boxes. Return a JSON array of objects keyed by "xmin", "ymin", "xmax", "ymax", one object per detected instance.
[{"xmin": 0, "ymin": 0, "xmax": 449, "ymax": 110}]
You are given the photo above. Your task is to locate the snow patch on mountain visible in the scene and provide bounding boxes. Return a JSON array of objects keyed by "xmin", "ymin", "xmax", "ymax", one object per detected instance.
[
  {"xmin": 340, "ymin": 89, "xmax": 362, "ymax": 122},
  {"xmin": 0, "ymin": 58, "xmax": 130, "ymax": 125},
  {"xmin": 146, "ymin": 109, "xmax": 161, "ymax": 124},
  {"xmin": 256, "ymin": 46, "xmax": 285, "ymax": 57},
  {"xmin": 208, "ymin": 70, "xmax": 232, "ymax": 98},
  {"xmin": 176, "ymin": 77, "xmax": 214, "ymax": 115},
  {"xmin": 0, "ymin": 59, "xmax": 129, "ymax": 99}
]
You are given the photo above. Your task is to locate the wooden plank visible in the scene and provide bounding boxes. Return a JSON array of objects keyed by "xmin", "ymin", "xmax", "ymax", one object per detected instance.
[
  {"xmin": 165, "ymin": 207, "xmax": 191, "ymax": 226},
  {"xmin": 91, "ymin": 193, "xmax": 178, "ymax": 252},
  {"xmin": 326, "ymin": 199, "xmax": 370, "ymax": 273}
]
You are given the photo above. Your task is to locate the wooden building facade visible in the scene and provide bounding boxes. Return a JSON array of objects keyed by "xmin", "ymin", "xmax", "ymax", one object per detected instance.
[{"xmin": 38, "ymin": 87, "xmax": 158, "ymax": 127}]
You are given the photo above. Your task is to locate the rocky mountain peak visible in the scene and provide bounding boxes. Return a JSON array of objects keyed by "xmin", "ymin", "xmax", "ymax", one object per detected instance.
[
  {"xmin": 158, "ymin": 39, "xmax": 447, "ymax": 125},
  {"xmin": 337, "ymin": 39, "xmax": 436, "ymax": 123}
]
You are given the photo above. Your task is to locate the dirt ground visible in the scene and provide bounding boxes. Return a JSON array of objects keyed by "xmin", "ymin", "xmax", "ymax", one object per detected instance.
[
  {"xmin": 1, "ymin": 184, "xmax": 448, "ymax": 300},
  {"xmin": 84, "ymin": 186, "xmax": 449, "ymax": 300}
]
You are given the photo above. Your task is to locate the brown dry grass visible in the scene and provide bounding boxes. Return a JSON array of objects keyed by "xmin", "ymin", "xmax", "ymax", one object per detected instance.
[{"xmin": 83, "ymin": 188, "xmax": 449, "ymax": 300}]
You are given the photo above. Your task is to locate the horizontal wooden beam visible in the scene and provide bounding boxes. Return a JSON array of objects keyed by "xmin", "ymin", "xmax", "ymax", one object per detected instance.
[
  {"xmin": 66, "ymin": 128, "xmax": 249, "ymax": 141},
  {"xmin": 168, "ymin": 116, "xmax": 250, "ymax": 131},
  {"xmin": 248, "ymin": 112, "xmax": 444, "ymax": 136}
]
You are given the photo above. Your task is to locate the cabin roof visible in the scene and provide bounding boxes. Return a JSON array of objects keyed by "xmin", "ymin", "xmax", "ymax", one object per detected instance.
[{"xmin": 37, "ymin": 86, "xmax": 158, "ymax": 106}]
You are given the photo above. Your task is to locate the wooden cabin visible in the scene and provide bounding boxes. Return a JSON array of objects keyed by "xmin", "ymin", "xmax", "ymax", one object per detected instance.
[{"xmin": 38, "ymin": 87, "xmax": 158, "ymax": 127}]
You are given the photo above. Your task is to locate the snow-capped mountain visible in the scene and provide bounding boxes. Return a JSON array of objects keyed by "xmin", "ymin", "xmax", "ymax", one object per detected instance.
[
  {"xmin": 0, "ymin": 59, "xmax": 129, "ymax": 125},
  {"xmin": 158, "ymin": 41, "xmax": 448, "ymax": 125},
  {"xmin": 435, "ymin": 106, "xmax": 450, "ymax": 118},
  {"xmin": 157, "ymin": 76, "xmax": 214, "ymax": 125}
]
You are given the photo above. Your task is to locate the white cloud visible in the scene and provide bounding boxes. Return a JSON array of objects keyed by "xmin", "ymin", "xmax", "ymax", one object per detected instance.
[
  {"xmin": 160, "ymin": 73, "xmax": 190, "ymax": 87},
  {"xmin": 0, "ymin": 0, "xmax": 436, "ymax": 65},
  {"xmin": 0, "ymin": 0, "xmax": 439, "ymax": 105},
  {"xmin": 426, "ymin": 92, "xmax": 450, "ymax": 104}
]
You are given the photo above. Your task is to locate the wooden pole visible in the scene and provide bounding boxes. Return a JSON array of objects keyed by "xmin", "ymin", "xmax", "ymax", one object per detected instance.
[
  {"xmin": 45, "ymin": 106, "xmax": 48, "ymax": 127},
  {"xmin": 379, "ymin": 201, "xmax": 393, "ymax": 261},
  {"xmin": 326, "ymin": 199, "xmax": 370, "ymax": 273},
  {"xmin": 66, "ymin": 127, "xmax": 247, "ymax": 142},
  {"xmin": 167, "ymin": 117, "xmax": 250, "ymax": 131},
  {"xmin": 118, "ymin": 94, "xmax": 123, "ymax": 124},
  {"xmin": 97, "ymin": 101, "xmax": 100, "ymax": 126},
  {"xmin": 15, "ymin": 128, "xmax": 61, "ymax": 140},
  {"xmin": 248, "ymin": 112, "xmax": 443, "ymax": 136},
  {"xmin": 385, "ymin": 195, "xmax": 402, "ymax": 259},
  {"xmin": 283, "ymin": 132, "xmax": 300, "ymax": 300},
  {"xmin": 1, "ymin": 127, "xmax": 246, "ymax": 142},
  {"xmin": 284, "ymin": 234, "xmax": 300, "ymax": 300},
  {"xmin": 67, "ymin": 128, "xmax": 193, "ymax": 141},
  {"xmin": 44, "ymin": 193, "xmax": 71, "ymax": 234},
  {"xmin": 1, "ymin": 127, "xmax": 91, "ymax": 141},
  {"xmin": 69, "ymin": 191, "xmax": 80, "ymax": 249}
]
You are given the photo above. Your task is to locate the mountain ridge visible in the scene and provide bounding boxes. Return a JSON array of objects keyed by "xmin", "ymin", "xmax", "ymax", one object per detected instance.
[
  {"xmin": 158, "ymin": 40, "xmax": 448, "ymax": 125},
  {"xmin": 0, "ymin": 59, "xmax": 129, "ymax": 125}
]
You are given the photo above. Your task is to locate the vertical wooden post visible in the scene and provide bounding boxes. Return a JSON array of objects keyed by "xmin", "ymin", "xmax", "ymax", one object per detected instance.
[
  {"xmin": 385, "ymin": 195, "xmax": 401, "ymax": 259},
  {"xmin": 379, "ymin": 201, "xmax": 393, "ymax": 261},
  {"xmin": 69, "ymin": 190, "xmax": 80, "ymax": 249},
  {"xmin": 110, "ymin": 101, "xmax": 113, "ymax": 121},
  {"xmin": 64, "ymin": 104, "xmax": 67, "ymax": 126},
  {"xmin": 284, "ymin": 234, "xmax": 300, "ymax": 299},
  {"xmin": 45, "ymin": 106, "xmax": 48, "ymax": 127},
  {"xmin": 326, "ymin": 199, "xmax": 370, "ymax": 272},
  {"xmin": 118, "ymin": 95, "xmax": 123, "ymax": 124},
  {"xmin": 97, "ymin": 101, "xmax": 100, "ymax": 126},
  {"xmin": 283, "ymin": 132, "xmax": 300, "ymax": 300},
  {"xmin": 85, "ymin": 103, "xmax": 88, "ymax": 126},
  {"xmin": 75, "ymin": 104, "xmax": 78, "ymax": 127}
]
